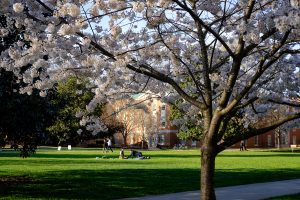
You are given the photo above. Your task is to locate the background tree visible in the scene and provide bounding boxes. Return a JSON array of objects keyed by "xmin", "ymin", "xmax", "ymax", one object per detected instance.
[
  {"xmin": 116, "ymin": 115, "xmax": 135, "ymax": 147},
  {"xmin": 47, "ymin": 76, "xmax": 104, "ymax": 146},
  {"xmin": 268, "ymin": 105, "xmax": 298, "ymax": 149},
  {"xmin": 104, "ymin": 100, "xmax": 138, "ymax": 146},
  {"xmin": 103, "ymin": 95, "xmax": 158, "ymax": 148},
  {"xmin": 0, "ymin": 15, "xmax": 52, "ymax": 154},
  {"xmin": 0, "ymin": 71, "xmax": 51, "ymax": 145},
  {"xmin": 137, "ymin": 107, "xmax": 155, "ymax": 149},
  {"xmin": 170, "ymin": 100, "xmax": 204, "ymax": 141},
  {"xmin": 1, "ymin": 1, "xmax": 300, "ymax": 199}
]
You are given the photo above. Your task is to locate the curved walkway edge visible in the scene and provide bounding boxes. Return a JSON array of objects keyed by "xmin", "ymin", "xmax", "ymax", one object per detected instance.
[{"xmin": 120, "ymin": 179, "xmax": 300, "ymax": 200}]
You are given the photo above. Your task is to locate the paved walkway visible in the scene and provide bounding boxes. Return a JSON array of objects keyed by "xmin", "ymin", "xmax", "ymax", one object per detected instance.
[{"xmin": 120, "ymin": 179, "xmax": 300, "ymax": 200}]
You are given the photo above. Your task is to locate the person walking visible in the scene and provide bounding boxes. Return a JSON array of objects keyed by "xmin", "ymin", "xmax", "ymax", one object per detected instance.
[
  {"xmin": 240, "ymin": 140, "xmax": 245, "ymax": 151},
  {"xmin": 107, "ymin": 138, "xmax": 113, "ymax": 152},
  {"xmin": 240, "ymin": 140, "xmax": 247, "ymax": 151},
  {"xmin": 103, "ymin": 138, "xmax": 108, "ymax": 153}
]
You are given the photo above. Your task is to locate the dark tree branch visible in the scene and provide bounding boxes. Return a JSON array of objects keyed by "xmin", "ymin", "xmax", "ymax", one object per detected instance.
[
  {"xmin": 220, "ymin": 30, "xmax": 291, "ymax": 115},
  {"xmin": 217, "ymin": 112, "xmax": 300, "ymax": 153},
  {"xmin": 172, "ymin": 0, "xmax": 235, "ymax": 58},
  {"xmin": 268, "ymin": 99, "xmax": 300, "ymax": 107}
]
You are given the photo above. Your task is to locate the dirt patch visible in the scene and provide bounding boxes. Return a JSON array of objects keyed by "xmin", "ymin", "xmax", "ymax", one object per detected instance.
[{"xmin": 0, "ymin": 176, "xmax": 34, "ymax": 186}]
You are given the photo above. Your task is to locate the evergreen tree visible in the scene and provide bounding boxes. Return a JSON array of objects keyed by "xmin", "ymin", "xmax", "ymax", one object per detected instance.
[
  {"xmin": 47, "ymin": 77, "xmax": 104, "ymax": 146},
  {"xmin": 0, "ymin": 15, "xmax": 52, "ymax": 155}
]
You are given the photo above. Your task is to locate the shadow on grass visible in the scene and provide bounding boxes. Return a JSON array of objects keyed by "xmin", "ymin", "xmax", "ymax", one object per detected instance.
[
  {"xmin": 1, "ymin": 168, "xmax": 300, "ymax": 200},
  {"xmin": 0, "ymin": 168, "xmax": 200, "ymax": 200},
  {"xmin": 214, "ymin": 168, "xmax": 300, "ymax": 187}
]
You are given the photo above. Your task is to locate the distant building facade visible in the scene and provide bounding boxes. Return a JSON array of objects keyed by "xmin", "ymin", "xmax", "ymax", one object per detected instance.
[
  {"xmin": 289, "ymin": 128, "xmax": 300, "ymax": 145},
  {"xmin": 101, "ymin": 94, "xmax": 299, "ymax": 149},
  {"xmin": 101, "ymin": 93, "xmax": 179, "ymax": 148},
  {"xmin": 231, "ymin": 131, "xmax": 278, "ymax": 149}
]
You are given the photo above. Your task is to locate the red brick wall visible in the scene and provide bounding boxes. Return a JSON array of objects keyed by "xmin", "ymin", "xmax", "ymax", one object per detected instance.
[
  {"xmin": 289, "ymin": 128, "xmax": 300, "ymax": 145},
  {"xmin": 232, "ymin": 131, "xmax": 275, "ymax": 148}
]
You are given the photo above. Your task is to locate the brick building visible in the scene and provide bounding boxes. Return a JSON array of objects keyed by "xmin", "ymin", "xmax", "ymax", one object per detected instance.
[
  {"xmin": 102, "ymin": 94, "xmax": 299, "ymax": 149},
  {"xmin": 231, "ymin": 131, "xmax": 278, "ymax": 149},
  {"xmin": 289, "ymin": 128, "xmax": 300, "ymax": 145},
  {"xmin": 288, "ymin": 100, "xmax": 300, "ymax": 146},
  {"xmin": 154, "ymin": 102, "xmax": 179, "ymax": 148},
  {"xmin": 101, "ymin": 93, "xmax": 179, "ymax": 148}
]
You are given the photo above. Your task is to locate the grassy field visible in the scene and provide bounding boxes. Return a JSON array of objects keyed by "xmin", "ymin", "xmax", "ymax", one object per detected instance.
[{"xmin": 1, "ymin": 148, "xmax": 300, "ymax": 199}]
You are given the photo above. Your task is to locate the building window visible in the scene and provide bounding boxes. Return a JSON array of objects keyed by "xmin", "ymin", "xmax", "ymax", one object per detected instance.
[
  {"xmin": 158, "ymin": 134, "xmax": 165, "ymax": 145},
  {"xmin": 267, "ymin": 135, "xmax": 272, "ymax": 146},
  {"xmin": 254, "ymin": 136, "xmax": 259, "ymax": 146},
  {"xmin": 192, "ymin": 140, "xmax": 197, "ymax": 147},
  {"xmin": 160, "ymin": 104, "xmax": 166, "ymax": 127},
  {"xmin": 293, "ymin": 135, "xmax": 297, "ymax": 145}
]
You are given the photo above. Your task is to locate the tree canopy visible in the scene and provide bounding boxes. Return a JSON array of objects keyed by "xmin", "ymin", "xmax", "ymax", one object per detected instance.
[
  {"xmin": 0, "ymin": 69, "xmax": 51, "ymax": 146},
  {"xmin": 47, "ymin": 76, "xmax": 104, "ymax": 146},
  {"xmin": 0, "ymin": 15, "xmax": 51, "ymax": 149},
  {"xmin": 0, "ymin": 1, "xmax": 299, "ymax": 199}
]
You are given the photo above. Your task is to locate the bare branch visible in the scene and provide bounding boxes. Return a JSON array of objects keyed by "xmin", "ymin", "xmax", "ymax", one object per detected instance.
[
  {"xmin": 157, "ymin": 25, "xmax": 207, "ymax": 106},
  {"xmin": 84, "ymin": 7, "xmax": 130, "ymax": 21},
  {"xmin": 268, "ymin": 99, "xmax": 300, "ymax": 107},
  {"xmin": 172, "ymin": 0, "xmax": 236, "ymax": 58},
  {"xmin": 217, "ymin": 112, "xmax": 300, "ymax": 152},
  {"xmin": 220, "ymin": 30, "xmax": 291, "ymax": 115}
]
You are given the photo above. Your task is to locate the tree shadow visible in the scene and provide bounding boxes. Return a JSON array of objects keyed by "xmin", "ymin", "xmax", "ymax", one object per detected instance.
[
  {"xmin": 0, "ymin": 168, "xmax": 200, "ymax": 200},
  {"xmin": 214, "ymin": 168, "xmax": 300, "ymax": 187},
  {"xmin": 1, "ymin": 167, "xmax": 300, "ymax": 199}
]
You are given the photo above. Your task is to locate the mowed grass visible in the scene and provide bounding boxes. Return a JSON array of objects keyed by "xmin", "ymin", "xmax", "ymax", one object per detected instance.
[{"xmin": 1, "ymin": 148, "xmax": 300, "ymax": 199}]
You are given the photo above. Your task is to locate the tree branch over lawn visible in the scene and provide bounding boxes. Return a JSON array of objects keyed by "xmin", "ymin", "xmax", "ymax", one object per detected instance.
[{"xmin": 217, "ymin": 112, "xmax": 300, "ymax": 153}]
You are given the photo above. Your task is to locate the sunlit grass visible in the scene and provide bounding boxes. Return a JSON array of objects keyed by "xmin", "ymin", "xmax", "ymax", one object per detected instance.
[{"xmin": 1, "ymin": 148, "xmax": 300, "ymax": 199}]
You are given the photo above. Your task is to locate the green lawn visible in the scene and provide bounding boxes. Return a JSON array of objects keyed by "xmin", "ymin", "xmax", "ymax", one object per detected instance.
[{"xmin": 1, "ymin": 148, "xmax": 300, "ymax": 199}]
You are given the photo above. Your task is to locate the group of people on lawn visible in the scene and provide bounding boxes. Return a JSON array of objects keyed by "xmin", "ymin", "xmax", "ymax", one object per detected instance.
[
  {"xmin": 103, "ymin": 138, "xmax": 113, "ymax": 153},
  {"xmin": 102, "ymin": 137, "xmax": 150, "ymax": 159},
  {"xmin": 119, "ymin": 147, "xmax": 150, "ymax": 159}
]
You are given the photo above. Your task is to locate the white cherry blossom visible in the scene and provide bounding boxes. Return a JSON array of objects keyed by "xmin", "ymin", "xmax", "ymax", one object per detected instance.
[
  {"xmin": 1, "ymin": 1, "xmax": 299, "ymax": 199},
  {"xmin": 13, "ymin": 3, "xmax": 24, "ymax": 13}
]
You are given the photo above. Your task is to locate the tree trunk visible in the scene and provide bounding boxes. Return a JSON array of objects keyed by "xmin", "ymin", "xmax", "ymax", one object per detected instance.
[
  {"xmin": 201, "ymin": 144, "xmax": 217, "ymax": 200},
  {"xmin": 276, "ymin": 130, "xmax": 281, "ymax": 149},
  {"xmin": 122, "ymin": 132, "xmax": 127, "ymax": 146}
]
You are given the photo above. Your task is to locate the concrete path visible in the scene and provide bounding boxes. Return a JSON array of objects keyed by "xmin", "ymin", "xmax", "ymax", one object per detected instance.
[{"xmin": 120, "ymin": 179, "xmax": 300, "ymax": 200}]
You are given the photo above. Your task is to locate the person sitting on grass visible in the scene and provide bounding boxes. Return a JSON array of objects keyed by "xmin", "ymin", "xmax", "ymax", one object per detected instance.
[
  {"xmin": 119, "ymin": 147, "xmax": 127, "ymax": 159},
  {"xmin": 128, "ymin": 149, "xmax": 150, "ymax": 159}
]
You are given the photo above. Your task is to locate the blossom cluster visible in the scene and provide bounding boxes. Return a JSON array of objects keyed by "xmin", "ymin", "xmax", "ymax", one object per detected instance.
[{"xmin": 0, "ymin": 0, "xmax": 299, "ymax": 134}]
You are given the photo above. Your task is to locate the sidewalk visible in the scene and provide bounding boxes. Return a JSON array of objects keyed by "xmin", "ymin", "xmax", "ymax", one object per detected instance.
[{"xmin": 120, "ymin": 179, "xmax": 300, "ymax": 200}]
